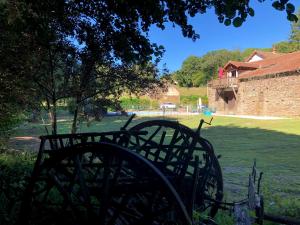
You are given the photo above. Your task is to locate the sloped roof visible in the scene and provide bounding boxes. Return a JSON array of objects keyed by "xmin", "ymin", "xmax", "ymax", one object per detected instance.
[
  {"xmin": 245, "ymin": 50, "xmax": 283, "ymax": 62},
  {"xmin": 239, "ymin": 51, "xmax": 300, "ymax": 79},
  {"xmin": 224, "ymin": 61, "xmax": 258, "ymax": 70}
]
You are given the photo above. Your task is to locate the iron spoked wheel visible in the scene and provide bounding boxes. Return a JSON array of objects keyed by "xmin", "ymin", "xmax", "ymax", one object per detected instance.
[
  {"xmin": 128, "ymin": 120, "xmax": 223, "ymax": 218},
  {"xmin": 194, "ymin": 140, "xmax": 223, "ymax": 218},
  {"xmin": 19, "ymin": 142, "xmax": 191, "ymax": 225}
]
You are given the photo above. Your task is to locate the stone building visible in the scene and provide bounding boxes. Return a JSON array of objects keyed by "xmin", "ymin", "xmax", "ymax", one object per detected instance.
[
  {"xmin": 159, "ymin": 85, "xmax": 180, "ymax": 104},
  {"xmin": 207, "ymin": 50, "xmax": 300, "ymax": 116}
]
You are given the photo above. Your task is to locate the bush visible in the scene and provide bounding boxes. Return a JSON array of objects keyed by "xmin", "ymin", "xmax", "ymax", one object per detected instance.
[
  {"xmin": 120, "ymin": 97, "xmax": 159, "ymax": 110},
  {"xmin": 0, "ymin": 114, "xmax": 24, "ymax": 148},
  {"xmin": 0, "ymin": 149, "xmax": 35, "ymax": 225},
  {"xmin": 180, "ymin": 95, "xmax": 208, "ymax": 106}
]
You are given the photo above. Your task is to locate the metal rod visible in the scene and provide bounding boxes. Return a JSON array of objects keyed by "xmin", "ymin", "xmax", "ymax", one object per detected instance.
[
  {"xmin": 121, "ymin": 114, "xmax": 136, "ymax": 130},
  {"xmin": 196, "ymin": 119, "xmax": 205, "ymax": 135}
]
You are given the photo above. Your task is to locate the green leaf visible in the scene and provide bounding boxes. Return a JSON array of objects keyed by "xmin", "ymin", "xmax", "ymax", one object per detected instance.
[
  {"xmin": 272, "ymin": 1, "xmax": 285, "ymax": 11},
  {"xmin": 286, "ymin": 3, "xmax": 295, "ymax": 14},
  {"xmin": 287, "ymin": 13, "xmax": 298, "ymax": 22},
  {"xmin": 224, "ymin": 19, "xmax": 231, "ymax": 26},
  {"xmin": 248, "ymin": 8, "xmax": 255, "ymax": 17},
  {"xmin": 233, "ymin": 17, "xmax": 243, "ymax": 27}
]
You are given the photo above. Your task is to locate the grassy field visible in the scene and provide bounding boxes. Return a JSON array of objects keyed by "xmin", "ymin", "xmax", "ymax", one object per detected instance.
[
  {"xmin": 176, "ymin": 85, "xmax": 207, "ymax": 96},
  {"xmin": 2, "ymin": 114, "xmax": 300, "ymax": 223}
]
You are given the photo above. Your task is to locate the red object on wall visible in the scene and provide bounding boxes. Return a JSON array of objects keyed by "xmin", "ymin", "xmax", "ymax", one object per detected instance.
[{"xmin": 218, "ymin": 67, "xmax": 224, "ymax": 78}]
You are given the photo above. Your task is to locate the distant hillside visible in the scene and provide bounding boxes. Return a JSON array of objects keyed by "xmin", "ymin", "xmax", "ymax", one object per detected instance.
[{"xmin": 176, "ymin": 86, "xmax": 207, "ymax": 96}]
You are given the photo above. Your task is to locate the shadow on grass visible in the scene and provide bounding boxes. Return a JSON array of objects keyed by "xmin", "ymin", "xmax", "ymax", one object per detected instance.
[
  {"xmin": 2, "ymin": 116, "xmax": 300, "ymax": 222},
  {"xmin": 201, "ymin": 125, "xmax": 300, "ymax": 219}
]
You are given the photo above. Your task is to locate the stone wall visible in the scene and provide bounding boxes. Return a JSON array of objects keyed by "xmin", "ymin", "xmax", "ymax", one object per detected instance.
[
  {"xmin": 208, "ymin": 87, "xmax": 226, "ymax": 113},
  {"xmin": 237, "ymin": 73, "xmax": 300, "ymax": 116},
  {"xmin": 208, "ymin": 73, "xmax": 300, "ymax": 116}
]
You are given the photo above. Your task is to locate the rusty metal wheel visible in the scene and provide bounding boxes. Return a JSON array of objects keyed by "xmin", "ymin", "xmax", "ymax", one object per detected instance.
[
  {"xmin": 19, "ymin": 142, "xmax": 191, "ymax": 225},
  {"xmin": 194, "ymin": 139, "xmax": 223, "ymax": 218},
  {"xmin": 128, "ymin": 119, "xmax": 223, "ymax": 218}
]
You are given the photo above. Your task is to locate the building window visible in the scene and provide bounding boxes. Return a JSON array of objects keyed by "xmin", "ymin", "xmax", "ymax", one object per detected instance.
[{"xmin": 231, "ymin": 70, "xmax": 237, "ymax": 78}]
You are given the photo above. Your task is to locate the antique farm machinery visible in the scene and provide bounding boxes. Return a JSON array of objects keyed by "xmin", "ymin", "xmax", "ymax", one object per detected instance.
[{"xmin": 18, "ymin": 115, "xmax": 300, "ymax": 225}]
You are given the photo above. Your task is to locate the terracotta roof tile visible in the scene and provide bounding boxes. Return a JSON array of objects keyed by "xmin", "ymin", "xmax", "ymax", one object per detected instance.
[
  {"xmin": 224, "ymin": 61, "xmax": 258, "ymax": 70},
  {"xmin": 238, "ymin": 51, "xmax": 300, "ymax": 79},
  {"xmin": 245, "ymin": 50, "xmax": 283, "ymax": 62}
]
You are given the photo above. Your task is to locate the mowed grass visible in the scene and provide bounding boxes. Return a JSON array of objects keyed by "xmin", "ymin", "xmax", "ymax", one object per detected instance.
[
  {"xmin": 7, "ymin": 114, "xmax": 300, "ymax": 219},
  {"xmin": 182, "ymin": 115, "xmax": 300, "ymax": 218}
]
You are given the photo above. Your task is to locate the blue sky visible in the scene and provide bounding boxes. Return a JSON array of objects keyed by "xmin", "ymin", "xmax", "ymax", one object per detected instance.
[{"xmin": 148, "ymin": 0, "xmax": 300, "ymax": 72}]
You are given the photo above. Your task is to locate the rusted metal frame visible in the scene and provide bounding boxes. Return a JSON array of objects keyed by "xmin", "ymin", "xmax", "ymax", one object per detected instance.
[
  {"xmin": 56, "ymin": 159, "xmax": 83, "ymax": 201},
  {"xmin": 128, "ymin": 119, "xmax": 224, "ymax": 217},
  {"xmin": 133, "ymin": 126, "xmax": 162, "ymax": 155},
  {"xmin": 95, "ymin": 156, "xmax": 125, "ymax": 224},
  {"xmin": 186, "ymin": 155, "xmax": 200, "ymax": 216},
  {"xmin": 174, "ymin": 138, "xmax": 196, "ymax": 178},
  {"xmin": 34, "ymin": 119, "xmax": 223, "ymax": 224},
  {"xmin": 98, "ymin": 152, "xmax": 113, "ymax": 223},
  {"xmin": 195, "ymin": 140, "xmax": 215, "ymax": 191},
  {"xmin": 164, "ymin": 128, "xmax": 180, "ymax": 164},
  {"xmin": 155, "ymin": 131, "xmax": 167, "ymax": 162},
  {"xmin": 109, "ymin": 198, "xmax": 141, "ymax": 222},
  {"xmin": 130, "ymin": 136, "xmax": 176, "ymax": 163},
  {"xmin": 24, "ymin": 136, "xmax": 195, "ymax": 224},
  {"xmin": 47, "ymin": 169, "xmax": 84, "ymax": 221},
  {"xmin": 108, "ymin": 195, "xmax": 132, "ymax": 224},
  {"xmin": 196, "ymin": 156, "xmax": 215, "ymax": 202},
  {"xmin": 72, "ymin": 155, "xmax": 92, "ymax": 207},
  {"xmin": 120, "ymin": 114, "xmax": 136, "ymax": 131},
  {"xmin": 162, "ymin": 126, "xmax": 192, "ymax": 178},
  {"xmin": 111, "ymin": 143, "xmax": 193, "ymax": 224},
  {"xmin": 40, "ymin": 130, "xmax": 141, "ymax": 140}
]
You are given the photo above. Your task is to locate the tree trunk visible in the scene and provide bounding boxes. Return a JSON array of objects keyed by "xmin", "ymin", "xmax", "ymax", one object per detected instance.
[
  {"xmin": 48, "ymin": 102, "xmax": 57, "ymax": 135},
  {"xmin": 71, "ymin": 106, "xmax": 78, "ymax": 134},
  {"xmin": 46, "ymin": 98, "xmax": 57, "ymax": 135},
  {"xmin": 52, "ymin": 102, "xmax": 57, "ymax": 135},
  {"xmin": 29, "ymin": 108, "xmax": 40, "ymax": 123}
]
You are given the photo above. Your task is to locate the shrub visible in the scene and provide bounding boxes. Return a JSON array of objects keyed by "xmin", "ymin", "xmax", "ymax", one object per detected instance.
[
  {"xmin": 180, "ymin": 95, "xmax": 208, "ymax": 106},
  {"xmin": 120, "ymin": 97, "xmax": 159, "ymax": 110}
]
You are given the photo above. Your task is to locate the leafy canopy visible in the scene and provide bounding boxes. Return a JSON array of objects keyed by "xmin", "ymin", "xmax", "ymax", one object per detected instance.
[
  {"xmin": 0, "ymin": 0, "xmax": 298, "ymax": 132},
  {"xmin": 174, "ymin": 50, "xmax": 243, "ymax": 87}
]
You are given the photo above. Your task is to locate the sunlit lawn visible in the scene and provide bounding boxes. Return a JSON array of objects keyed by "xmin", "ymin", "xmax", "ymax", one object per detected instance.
[{"xmin": 5, "ymin": 114, "xmax": 300, "ymax": 220}]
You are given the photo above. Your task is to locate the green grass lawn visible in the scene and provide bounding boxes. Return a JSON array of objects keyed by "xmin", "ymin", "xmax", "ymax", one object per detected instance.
[{"xmin": 2, "ymin": 114, "xmax": 300, "ymax": 222}]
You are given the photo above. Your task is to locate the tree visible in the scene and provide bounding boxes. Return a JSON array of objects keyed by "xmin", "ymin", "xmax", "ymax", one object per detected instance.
[
  {"xmin": 174, "ymin": 56, "xmax": 202, "ymax": 87},
  {"xmin": 174, "ymin": 50, "xmax": 243, "ymax": 87},
  {"xmin": 0, "ymin": 0, "xmax": 298, "ymax": 134},
  {"xmin": 200, "ymin": 50, "xmax": 242, "ymax": 80},
  {"xmin": 1, "ymin": 0, "xmax": 164, "ymax": 134},
  {"xmin": 290, "ymin": 8, "xmax": 300, "ymax": 43},
  {"xmin": 288, "ymin": 7, "xmax": 300, "ymax": 51},
  {"xmin": 272, "ymin": 8, "xmax": 300, "ymax": 53},
  {"xmin": 241, "ymin": 47, "xmax": 272, "ymax": 59},
  {"xmin": 273, "ymin": 41, "xmax": 300, "ymax": 53}
]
